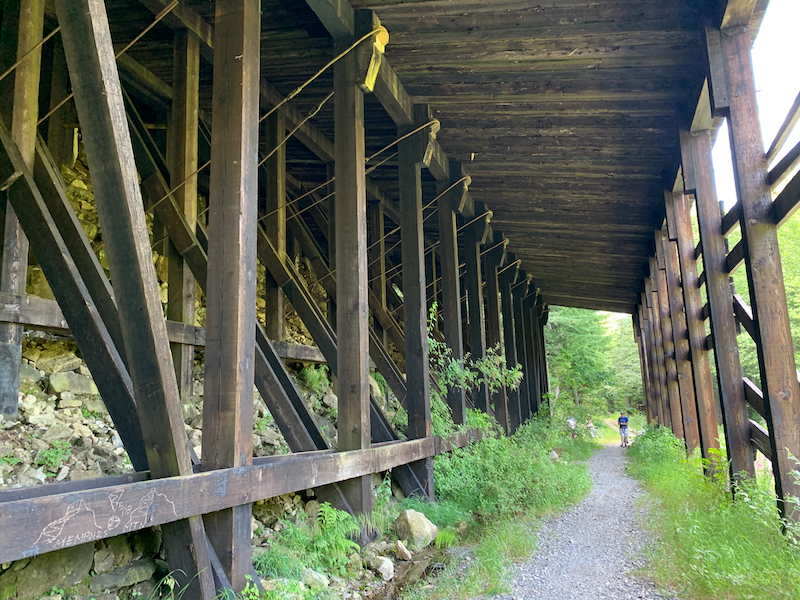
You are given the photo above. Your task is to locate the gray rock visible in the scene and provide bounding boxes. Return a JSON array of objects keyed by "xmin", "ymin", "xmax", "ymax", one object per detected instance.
[
  {"xmin": 322, "ymin": 392, "xmax": 338, "ymax": 409},
  {"xmin": 301, "ymin": 568, "xmax": 330, "ymax": 590},
  {"xmin": 370, "ymin": 556, "xmax": 394, "ymax": 581},
  {"xmin": 48, "ymin": 372, "xmax": 98, "ymax": 395},
  {"xmin": 394, "ymin": 509, "xmax": 438, "ymax": 548},
  {"xmin": 89, "ymin": 557, "xmax": 156, "ymax": 592},
  {"xmin": 304, "ymin": 499, "xmax": 321, "ymax": 519},
  {"xmin": 19, "ymin": 362, "xmax": 43, "ymax": 383},
  {"xmin": 81, "ymin": 395, "xmax": 107, "ymax": 414},
  {"xmin": 181, "ymin": 403, "xmax": 200, "ymax": 423},
  {"xmin": 106, "ymin": 535, "xmax": 134, "ymax": 568},
  {"xmin": 395, "ymin": 540, "xmax": 412, "ymax": 561},
  {"xmin": 27, "ymin": 412, "xmax": 57, "ymax": 427},
  {"xmin": 260, "ymin": 427, "xmax": 282, "ymax": 446},
  {"xmin": 550, "ymin": 450, "xmax": 560, "ymax": 462},
  {"xmin": 369, "ymin": 374, "xmax": 384, "ymax": 399},
  {"xmin": 0, "ymin": 542, "xmax": 93, "ymax": 599},
  {"xmin": 42, "ymin": 424, "xmax": 74, "ymax": 442},
  {"xmin": 93, "ymin": 547, "xmax": 116, "ymax": 574},
  {"xmin": 37, "ymin": 348, "xmax": 82, "ymax": 374}
]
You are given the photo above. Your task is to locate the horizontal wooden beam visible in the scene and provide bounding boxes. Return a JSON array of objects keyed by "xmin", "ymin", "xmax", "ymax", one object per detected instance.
[
  {"xmin": 732, "ymin": 293, "xmax": 756, "ymax": 341},
  {"xmin": 0, "ymin": 428, "xmax": 482, "ymax": 563},
  {"xmin": 743, "ymin": 377, "xmax": 766, "ymax": 420},
  {"xmin": 750, "ymin": 419, "xmax": 772, "ymax": 461},
  {"xmin": 721, "ymin": 203, "xmax": 740, "ymax": 236},
  {"xmin": 771, "ymin": 169, "xmax": 800, "ymax": 228},
  {"xmin": 725, "ymin": 240, "xmax": 744, "ymax": 274}
]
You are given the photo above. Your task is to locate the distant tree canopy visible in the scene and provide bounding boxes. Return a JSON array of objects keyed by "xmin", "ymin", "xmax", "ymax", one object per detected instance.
[{"xmin": 544, "ymin": 306, "xmax": 642, "ymax": 420}]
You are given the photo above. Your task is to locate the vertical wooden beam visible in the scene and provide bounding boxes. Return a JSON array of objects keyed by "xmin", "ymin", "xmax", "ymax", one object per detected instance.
[
  {"xmin": 659, "ymin": 228, "xmax": 700, "ymax": 451},
  {"xmin": 640, "ymin": 295, "xmax": 661, "ymax": 424},
  {"xmin": 536, "ymin": 303, "xmax": 550, "ymax": 406},
  {"xmin": 437, "ymin": 166, "xmax": 466, "ymax": 424},
  {"xmin": 0, "ymin": 0, "xmax": 43, "ymax": 418},
  {"xmin": 55, "ymin": 0, "xmax": 215, "ymax": 595},
  {"xmin": 464, "ymin": 219, "xmax": 489, "ymax": 413},
  {"xmin": 653, "ymin": 256, "xmax": 684, "ymax": 439},
  {"xmin": 368, "ymin": 201, "xmax": 387, "ymax": 344},
  {"xmin": 633, "ymin": 311, "xmax": 653, "ymax": 423},
  {"xmin": 398, "ymin": 105, "xmax": 433, "ymax": 496},
  {"xmin": 484, "ymin": 236, "xmax": 508, "ymax": 432},
  {"xmin": 0, "ymin": 0, "xmax": 19, "ymax": 123},
  {"xmin": 646, "ymin": 276, "xmax": 672, "ymax": 429},
  {"xmin": 522, "ymin": 295, "xmax": 540, "ymax": 416},
  {"xmin": 334, "ymin": 31, "xmax": 371, "ymax": 513},
  {"xmin": 667, "ymin": 189, "xmax": 720, "ymax": 461},
  {"xmin": 201, "ymin": 0, "xmax": 260, "ymax": 588},
  {"xmin": 682, "ymin": 129, "xmax": 753, "ymax": 479},
  {"xmin": 44, "ymin": 38, "xmax": 76, "ymax": 170},
  {"xmin": 512, "ymin": 274, "xmax": 531, "ymax": 423},
  {"xmin": 720, "ymin": 28, "xmax": 800, "ymax": 506},
  {"xmin": 167, "ymin": 30, "xmax": 199, "ymax": 406},
  {"xmin": 499, "ymin": 266, "xmax": 521, "ymax": 431},
  {"xmin": 263, "ymin": 107, "xmax": 286, "ymax": 341}
]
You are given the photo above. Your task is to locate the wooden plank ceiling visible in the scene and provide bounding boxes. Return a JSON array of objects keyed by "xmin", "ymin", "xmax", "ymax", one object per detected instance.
[{"xmin": 104, "ymin": 0, "xmax": 713, "ymax": 314}]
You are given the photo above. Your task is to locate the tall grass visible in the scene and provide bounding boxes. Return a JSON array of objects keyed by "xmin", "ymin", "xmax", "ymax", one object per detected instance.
[{"xmin": 628, "ymin": 426, "xmax": 800, "ymax": 600}]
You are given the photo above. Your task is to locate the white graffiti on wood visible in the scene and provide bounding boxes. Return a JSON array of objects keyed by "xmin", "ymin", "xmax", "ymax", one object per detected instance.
[{"xmin": 34, "ymin": 487, "xmax": 178, "ymax": 551}]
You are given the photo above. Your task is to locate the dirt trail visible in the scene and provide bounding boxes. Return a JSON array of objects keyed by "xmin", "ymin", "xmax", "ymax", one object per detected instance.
[{"xmin": 496, "ymin": 445, "xmax": 676, "ymax": 600}]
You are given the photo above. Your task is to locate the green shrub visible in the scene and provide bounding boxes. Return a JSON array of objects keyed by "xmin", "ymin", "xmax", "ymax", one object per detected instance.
[
  {"xmin": 35, "ymin": 440, "xmax": 71, "ymax": 475},
  {"xmin": 628, "ymin": 426, "xmax": 800, "ymax": 600}
]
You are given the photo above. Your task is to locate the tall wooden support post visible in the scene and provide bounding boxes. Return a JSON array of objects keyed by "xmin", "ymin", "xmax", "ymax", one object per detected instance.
[
  {"xmin": 55, "ymin": 0, "xmax": 215, "ymax": 595},
  {"xmin": 327, "ymin": 163, "xmax": 337, "ymax": 335},
  {"xmin": 667, "ymin": 189, "xmax": 719, "ymax": 461},
  {"xmin": 658, "ymin": 228, "xmax": 700, "ymax": 451},
  {"xmin": 201, "ymin": 0, "xmax": 260, "ymax": 588},
  {"xmin": 167, "ymin": 30, "xmax": 199, "ymax": 406},
  {"xmin": 437, "ymin": 167, "xmax": 466, "ymax": 424},
  {"xmin": 522, "ymin": 294, "xmax": 541, "ymax": 415},
  {"xmin": 399, "ymin": 106, "xmax": 434, "ymax": 496},
  {"xmin": 537, "ymin": 306, "xmax": 550, "ymax": 407},
  {"xmin": 720, "ymin": 27, "xmax": 800, "ymax": 508},
  {"xmin": 499, "ymin": 262, "xmax": 521, "ymax": 431},
  {"xmin": 0, "ymin": 0, "xmax": 20, "ymax": 121},
  {"xmin": 334, "ymin": 33, "xmax": 371, "ymax": 513},
  {"xmin": 646, "ymin": 277, "xmax": 671, "ymax": 429},
  {"xmin": 0, "ymin": 0, "xmax": 43, "ymax": 418},
  {"xmin": 681, "ymin": 129, "xmax": 754, "ymax": 480},
  {"xmin": 484, "ymin": 236, "xmax": 509, "ymax": 432},
  {"xmin": 640, "ymin": 297, "xmax": 661, "ymax": 424},
  {"xmin": 263, "ymin": 107, "xmax": 286, "ymax": 341},
  {"xmin": 653, "ymin": 255, "xmax": 683, "ymax": 438},
  {"xmin": 464, "ymin": 215, "xmax": 490, "ymax": 413},
  {"xmin": 44, "ymin": 38, "xmax": 77, "ymax": 170},
  {"xmin": 369, "ymin": 202, "xmax": 387, "ymax": 344},
  {"xmin": 512, "ymin": 274, "xmax": 531, "ymax": 423},
  {"xmin": 633, "ymin": 312, "xmax": 653, "ymax": 423}
]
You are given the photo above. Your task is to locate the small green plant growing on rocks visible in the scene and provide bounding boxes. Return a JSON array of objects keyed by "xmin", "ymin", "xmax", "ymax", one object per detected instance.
[
  {"xmin": 298, "ymin": 364, "xmax": 330, "ymax": 397},
  {"xmin": 0, "ymin": 453, "xmax": 20, "ymax": 466},
  {"xmin": 35, "ymin": 440, "xmax": 71, "ymax": 475}
]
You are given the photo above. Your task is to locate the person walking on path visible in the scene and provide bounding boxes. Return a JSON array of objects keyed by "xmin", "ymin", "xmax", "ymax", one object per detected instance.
[{"xmin": 618, "ymin": 411, "xmax": 630, "ymax": 447}]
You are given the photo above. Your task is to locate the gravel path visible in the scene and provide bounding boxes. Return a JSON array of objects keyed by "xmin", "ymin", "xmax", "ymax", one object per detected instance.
[{"xmin": 496, "ymin": 444, "xmax": 676, "ymax": 600}]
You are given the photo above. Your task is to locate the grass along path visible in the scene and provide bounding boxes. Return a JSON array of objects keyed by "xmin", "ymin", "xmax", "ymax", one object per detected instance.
[{"xmin": 494, "ymin": 444, "xmax": 675, "ymax": 600}]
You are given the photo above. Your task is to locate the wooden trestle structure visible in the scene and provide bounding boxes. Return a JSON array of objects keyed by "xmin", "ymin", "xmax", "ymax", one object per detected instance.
[{"xmin": 0, "ymin": 0, "xmax": 798, "ymax": 594}]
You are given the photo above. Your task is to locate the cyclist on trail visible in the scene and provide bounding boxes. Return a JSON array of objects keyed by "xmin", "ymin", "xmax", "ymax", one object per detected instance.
[{"xmin": 618, "ymin": 411, "xmax": 630, "ymax": 447}]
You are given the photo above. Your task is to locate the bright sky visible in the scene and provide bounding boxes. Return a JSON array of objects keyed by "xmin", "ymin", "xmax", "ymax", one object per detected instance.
[{"xmin": 712, "ymin": 0, "xmax": 800, "ymax": 208}]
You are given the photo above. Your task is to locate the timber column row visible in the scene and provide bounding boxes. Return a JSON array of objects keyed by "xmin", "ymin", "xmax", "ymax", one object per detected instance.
[{"xmin": 634, "ymin": 9, "xmax": 800, "ymax": 519}]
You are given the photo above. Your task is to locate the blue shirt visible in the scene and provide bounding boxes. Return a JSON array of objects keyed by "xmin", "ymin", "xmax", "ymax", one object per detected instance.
[{"xmin": 618, "ymin": 416, "xmax": 629, "ymax": 428}]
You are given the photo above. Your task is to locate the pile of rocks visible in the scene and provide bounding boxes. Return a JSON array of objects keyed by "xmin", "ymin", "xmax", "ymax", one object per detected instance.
[{"xmin": 0, "ymin": 527, "xmax": 169, "ymax": 600}]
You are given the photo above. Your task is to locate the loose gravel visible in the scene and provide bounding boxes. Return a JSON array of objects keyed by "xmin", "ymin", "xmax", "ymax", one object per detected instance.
[{"xmin": 495, "ymin": 444, "xmax": 677, "ymax": 600}]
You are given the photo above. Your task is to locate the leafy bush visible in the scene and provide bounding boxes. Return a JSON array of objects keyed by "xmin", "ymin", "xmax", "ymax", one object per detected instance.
[
  {"xmin": 297, "ymin": 364, "xmax": 330, "ymax": 397},
  {"xmin": 253, "ymin": 502, "xmax": 360, "ymax": 581},
  {"xmin": 35, "ymin": 440, "xmax": 71, "ymax": 475},
  {"xmin": 628, "ymin": 426, "xmax": 800, "ymax": 600}
]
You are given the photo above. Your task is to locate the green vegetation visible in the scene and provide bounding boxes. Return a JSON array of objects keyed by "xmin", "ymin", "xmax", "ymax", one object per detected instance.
[
  {"xmin": 34, "ymin": 440, "xmax": 71, "ymax": 475},
  {"xmin": 0, "ymin": 454, "xmax": 20, "ymax": 467},
  {"xmin": 546, "ymin": 307, "xmax": 643, "ymax": 423},
  {"xmin": 297, "ymin": 364, "xmax": 330, "ymax": 398},
  {"xmin": 401, "ymin": 419, "xmax": 595, "ymax": 598},
  {"xmin": 628, "ymin": 426, "xmax": 800, "ymax": 600}
]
